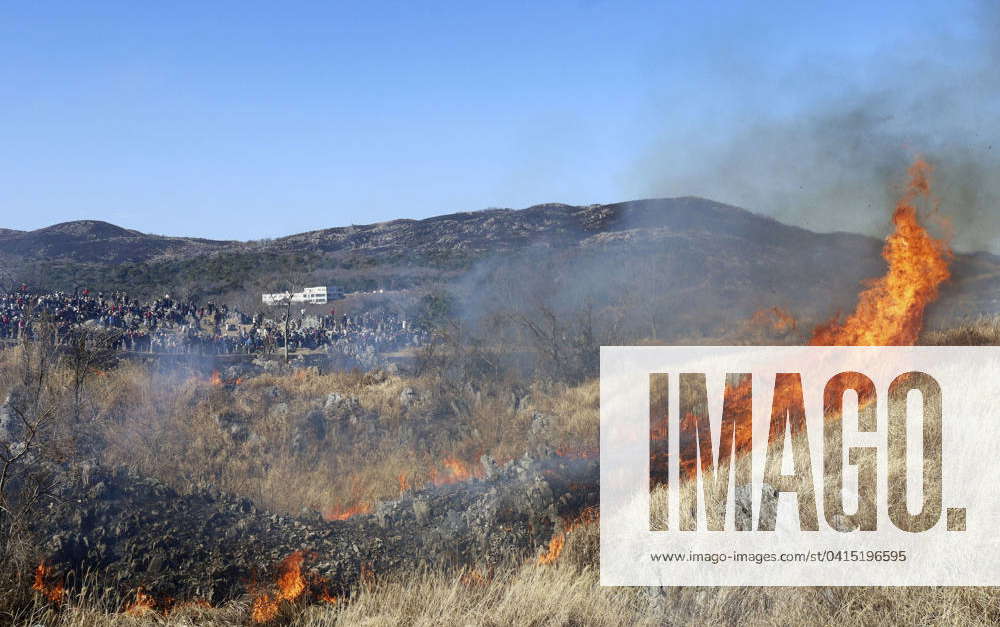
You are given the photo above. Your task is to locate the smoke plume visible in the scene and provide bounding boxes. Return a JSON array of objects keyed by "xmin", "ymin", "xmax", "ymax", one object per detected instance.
[{"xmin": 634, "ymin": 1, "xmax": 1000, "ymax": 254}]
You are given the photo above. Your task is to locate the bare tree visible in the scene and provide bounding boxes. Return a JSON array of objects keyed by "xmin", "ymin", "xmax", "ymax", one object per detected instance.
[
  {"xmin": 62, "ymin": 326, "xmax": 121, "ymax": 425},
  {"xmin": 0, "ymin": 318, "xmax": 67, "ymax": 568}
]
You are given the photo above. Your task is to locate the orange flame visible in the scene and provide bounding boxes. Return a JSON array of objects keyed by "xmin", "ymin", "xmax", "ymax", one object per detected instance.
[
  {"xmin": 32, "ymin": 562, "xmax": 65, "ymax": 603},
  {"xmin": 322, "ymin": 501, "xmax": 371, "ymax": 521},
  {"xmin": 124, "ymin": 586, "xmax": 157, "ymax": 616},
  {"xmin": 275, "ymin": 553, "xmax": 308, "ymax": 601},
  {"xmin": 537, "ymin": 533, "xmax": 566, "ymax": 565},
  {"xmin": 208, "ymin": 370, "xmax": 244, "ymax": 386},
  {"xmin": 249, "ymin": 551, "xmax": 342, "ymax": 622},
  {"xmin": 250, "ymin": 551, "xmax": 309, "ymax": 623},
  {"xmin": 459, "ymin": 569, "xmax": 488, "ymax": 588},
  {"xmin": 430, "ymin": 456, "xmax": 483, "ymax": 486},
  {"xmin": 657, "ymin": 158, "xmax": 954, "ymax": 484},
  {"xmin": 537, "ymin": 507, "xmax": 598, "ymax": 565},
  {"xmin": 811, "ymin": 157, "xmax": 951, "ymax": 346}
]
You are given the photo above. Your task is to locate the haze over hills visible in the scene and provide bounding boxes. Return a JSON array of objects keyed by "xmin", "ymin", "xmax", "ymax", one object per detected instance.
[{"xmin": 2, "ymin": 197, "xmax": 998, "ymax": 337}]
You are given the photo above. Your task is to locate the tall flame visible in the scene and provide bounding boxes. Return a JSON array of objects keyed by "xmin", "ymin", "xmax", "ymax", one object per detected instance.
[
  {"xmin": 810, "ymin": 157, "xmax": 951, "ymax": 346},
  {"xmin": 654, "ymin": 158, "xmax": 954, "ymax": 484}
]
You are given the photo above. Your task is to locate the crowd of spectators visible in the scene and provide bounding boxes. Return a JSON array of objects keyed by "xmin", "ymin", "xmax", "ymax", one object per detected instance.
[{"xmin": 0, "ymin": 286, "xmax": 426, "ymax": 358}]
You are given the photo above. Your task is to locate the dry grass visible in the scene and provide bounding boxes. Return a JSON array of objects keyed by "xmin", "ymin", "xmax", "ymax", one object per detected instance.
[
  {"xmin": 6, "ymin": 318, "xmax": 1000, "ymax": 624},
  {"xmin": 2, "ymin": 354, "xmax": 600, "ymax": 520},
  {"xmin": 922, "ymin": 315, "xmax": 1000, "ymax": 346}
]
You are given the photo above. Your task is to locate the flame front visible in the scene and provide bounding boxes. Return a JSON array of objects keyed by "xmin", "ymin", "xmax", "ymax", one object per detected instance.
[
  {"xmin": 537, "ymin": 533, "xmax": 565, "ymax": 565},
  {"xmin": 249, "ymin": 550, "xmax": 341, "ymax": 622}
]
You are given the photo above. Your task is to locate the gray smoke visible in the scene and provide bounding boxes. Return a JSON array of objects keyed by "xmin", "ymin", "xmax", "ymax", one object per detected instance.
[{"xmin": 633, "ymin": 1, "xmax": 1000, "ymax": 253}]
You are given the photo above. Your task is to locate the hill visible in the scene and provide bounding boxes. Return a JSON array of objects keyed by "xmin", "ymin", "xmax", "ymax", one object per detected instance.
[
  {"xmin": 0, "ymin": 219, "xmax": 233, "ymax": 265},
  {"xmin": 2, "ymin": 198, "xmax": 997, "ymax": 336}
]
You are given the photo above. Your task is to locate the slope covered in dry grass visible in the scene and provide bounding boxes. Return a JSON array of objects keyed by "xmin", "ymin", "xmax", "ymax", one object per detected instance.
[{"xmin": 4, "ymin": 317, "xmax": 1000, "ymax": 624}]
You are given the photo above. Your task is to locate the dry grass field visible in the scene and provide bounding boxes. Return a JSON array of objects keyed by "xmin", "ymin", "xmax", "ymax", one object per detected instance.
[{"xmin": 3, "ymin": 316, "xmax": 1000, "ymax": 625}]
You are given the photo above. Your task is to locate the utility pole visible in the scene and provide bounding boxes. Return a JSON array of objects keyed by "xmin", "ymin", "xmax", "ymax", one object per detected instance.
[{"xmin": 284, "ymin": 296, "xmax": 291, "ymax": 364}]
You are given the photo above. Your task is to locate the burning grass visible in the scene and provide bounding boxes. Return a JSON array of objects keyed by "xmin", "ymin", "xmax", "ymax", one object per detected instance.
[
  {"xmin": 250, "ymin": 551, "xmax": 315, "ymax": 623},
  {"xmin": 32, "ymin": 562, "xmax": 65, "ymax": 604}
]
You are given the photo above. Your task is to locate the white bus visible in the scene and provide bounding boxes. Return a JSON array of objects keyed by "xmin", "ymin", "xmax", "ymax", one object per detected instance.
[{"xmin": 262, "ymin": 286, "xmax": 345, "ymax": 306}]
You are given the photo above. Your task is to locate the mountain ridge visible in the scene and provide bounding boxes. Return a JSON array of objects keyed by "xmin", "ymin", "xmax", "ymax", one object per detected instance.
[
  {"xmin": 0, "ymin": 196, "xmax": 855, "ymax": 260},
  {"xmin": 1, "ymin": 197, "xmax": 996, "ymax": 333}
]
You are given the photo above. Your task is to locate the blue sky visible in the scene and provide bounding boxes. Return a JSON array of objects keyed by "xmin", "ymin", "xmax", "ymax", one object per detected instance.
[{"xmin": 0, "ymin": 1, "xmax": 988, "ymax": 242}]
